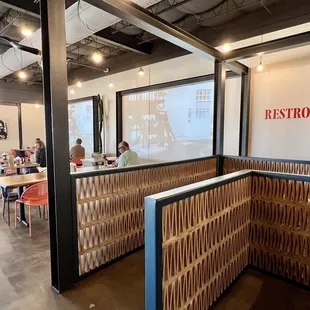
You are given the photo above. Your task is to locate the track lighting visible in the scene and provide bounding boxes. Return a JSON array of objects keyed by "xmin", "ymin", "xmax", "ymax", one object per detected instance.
[{"xmin": 138, "ymin": 68, "xmax": 145, "ymax": 76}]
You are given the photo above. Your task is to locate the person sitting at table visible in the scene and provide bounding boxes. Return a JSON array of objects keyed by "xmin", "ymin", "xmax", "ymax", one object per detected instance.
[
  {"xmin": 70, "ymin": 138, "xmax": 85, "ymax": 160},
  {"xmin": 35, "ymin": 140, "xmax": 46, "ymax": 167},
  {"xmin": 116, "ymin": 141, "xmax": 139, "ymax": 168}
]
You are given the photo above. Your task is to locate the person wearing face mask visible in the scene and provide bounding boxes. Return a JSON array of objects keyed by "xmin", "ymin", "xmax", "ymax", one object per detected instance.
[{"xmin": 116, "ymin": 141, "xmax": 139, "ymax": 168}]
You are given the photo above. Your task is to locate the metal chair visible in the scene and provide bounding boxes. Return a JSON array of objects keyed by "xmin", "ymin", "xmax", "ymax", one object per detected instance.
[{"xmin": 15, "ymin": 181, "xmax": 48, "ymax": 237}]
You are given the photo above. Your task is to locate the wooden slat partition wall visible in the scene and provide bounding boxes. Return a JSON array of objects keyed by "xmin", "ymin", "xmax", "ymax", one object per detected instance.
[
  {"xmin": 75, "ymin": 157, "xmax": 217, "ymax": 276},
  {"xmin": 145, "ymin": 171, "xmax": 252, "ymax": 310},
  {"xmin": 223, "ymin": 156, "xmax": 310, "ymax": 175},
  {"xmin": 250, "ymin": 174, "xmax": 310, "ymax": 285}
]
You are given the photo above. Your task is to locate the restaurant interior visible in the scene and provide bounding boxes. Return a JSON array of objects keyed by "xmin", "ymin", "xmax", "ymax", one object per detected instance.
[{"xmin": 1, "ymin": 0, "xmax": 310, "ymax": 309}]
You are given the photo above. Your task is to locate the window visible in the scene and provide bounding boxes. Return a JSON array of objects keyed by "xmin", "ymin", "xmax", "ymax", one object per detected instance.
[
  {"xmin": 196, "ymin": 89, "xmax": 211, "ymax": 101},
  {"xmin": 122, "ymin": 80, "xmax": 215, "ymax": 163}
]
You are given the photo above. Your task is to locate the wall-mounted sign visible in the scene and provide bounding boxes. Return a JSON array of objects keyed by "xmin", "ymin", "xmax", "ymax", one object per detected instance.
[
  {"xmin": 0, "ymin": 120, "xmax": 8, "ymax": 140},
  {"xmin": 265, "ymin": 107, "xmax": 310, "ymax": 119}
]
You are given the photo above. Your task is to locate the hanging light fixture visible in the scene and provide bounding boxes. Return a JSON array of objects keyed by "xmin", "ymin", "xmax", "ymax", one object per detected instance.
[
  {"xmin": 138, "ymin": 68, "xmax": 145, "ymax": 76},
  {"xmin": 257, "ymin": 56, "xmax": 264, "ymax": 72},
  {"xmin": 109, "ymin": 76, "xmax": 114, "ymax": 88},
  {"xmin": 35, "ymin": 103, "xmax": 40, "ymax": 109},
  {"xmin": 76, "ymin": 81, "xmax": 82, "ymax": 88},
  {"xmin": 91, "ymin": 51, "xmax": 103, "ymax": 64},
  {"xmin": 18, "ymin": 71, "xmax": 27, "ymax": 80}
]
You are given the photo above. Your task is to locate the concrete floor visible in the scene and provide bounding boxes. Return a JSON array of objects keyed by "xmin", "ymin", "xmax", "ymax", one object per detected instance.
[{"xmin": 0, "ymin": 201, "xmax": 310, "ymax": 310}]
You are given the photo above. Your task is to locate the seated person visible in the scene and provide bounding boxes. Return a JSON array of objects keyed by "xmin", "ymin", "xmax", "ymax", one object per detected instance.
[
  {"xmin": 116, "ymin": 141, "xmax": 139, "ymax": 168},
  {"xmin": 70, "ymin": 138, "xmax": 85, "ymax": 161},
  {"xmin": 36, "ymin": 140, "xmax": 46, "ymax": 167}
]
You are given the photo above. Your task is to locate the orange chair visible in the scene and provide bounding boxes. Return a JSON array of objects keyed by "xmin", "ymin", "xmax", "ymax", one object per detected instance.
[
  {"xmin": 15, "ymin": 181, "xmax": 48, "ymax": 237},
  {"xmin": 72, "ymin": 157, "xmax": 84, "ymax": 166}
]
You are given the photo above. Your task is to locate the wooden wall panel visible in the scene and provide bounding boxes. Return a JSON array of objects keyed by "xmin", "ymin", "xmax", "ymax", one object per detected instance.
[
  {"xmin": 224, "ymin": 158, "xmax": 310, "ymax": 175},
  {"xmin": 162, "ymin": 177, "xmax": 252, "ymax": 310},
  {"xmin": 75, "ymin": 158, "xmax": 217, "ymax": 275},
  {"xmin": 250, "ymin": 176, "xmax": 310, "ymax": 285}
]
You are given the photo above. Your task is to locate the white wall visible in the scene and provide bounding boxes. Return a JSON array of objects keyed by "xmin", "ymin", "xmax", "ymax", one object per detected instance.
[
  {"xmin": 69, "ymin": 54, "xmax": 215, "ymax": 154},
  {"xmin": 21, "ymin": 104, "xmax": 45, "ymax": 148},
  {"xmin": 0, "ymin": 105, "xmax": 19, "ymax": 154},
  {"xmin": 249, "ymin": 57, "xmax": 310, "ymax": 160}
]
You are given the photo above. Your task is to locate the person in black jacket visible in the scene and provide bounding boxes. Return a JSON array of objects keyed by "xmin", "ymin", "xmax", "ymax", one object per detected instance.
[{"xmin": 35, "ymin": 140, "xmax": 46, "ymax": 167}]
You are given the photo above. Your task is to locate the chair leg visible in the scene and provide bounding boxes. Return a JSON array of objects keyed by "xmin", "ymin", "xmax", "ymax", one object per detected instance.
[
  {"xmin": 45, "ymin": 205, "xmax": 48, "ymax": 220},
  {"xmin": 7, "ymin": 199, "xmax": 10, "ymax": 226},
  {"xmin": 15, "ymin": 202, "xmax": 18, "ymax": 228},
  {"xmin": 2, "ymin": 197, "xmax": 6, "ymax": 218},
  {"xmin": 39, "ymin": 206, "xmax": 42, "ymax": 219},
  {"xmin": 28, "ymin": 205, "xmax": 32, "ymax": 237}
]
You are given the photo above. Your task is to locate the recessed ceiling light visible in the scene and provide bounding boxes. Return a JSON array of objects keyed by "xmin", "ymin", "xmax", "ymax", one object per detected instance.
[{"xmin": 18, "ymin": 71, "xmax": 27, "ymax": 80}]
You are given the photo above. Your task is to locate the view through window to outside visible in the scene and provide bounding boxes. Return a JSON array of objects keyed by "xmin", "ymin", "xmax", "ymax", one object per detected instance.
[
  {"xmin": 123, "ymin": 80, "xmax": 214, "ymax": 163},
  {"xmin": 68, "ymin": 99, "xmax": 93, "ymax": 157}
]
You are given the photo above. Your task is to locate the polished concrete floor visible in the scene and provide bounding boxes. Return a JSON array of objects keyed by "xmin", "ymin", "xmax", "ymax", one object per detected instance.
[{"xmin": 0, "ymin": 201, "xmax": 310, "ymax": 310}]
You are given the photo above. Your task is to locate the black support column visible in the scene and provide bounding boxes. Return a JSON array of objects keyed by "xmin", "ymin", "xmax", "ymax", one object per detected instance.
[
  {"xmin": 213, "ymin": 60, "xmax": 226, "ymax": 156},
  {"xmin": 239, "ymin": 70, "xmax": 251, "ymax": 156},
  {"xmin": 40, "ymin": 0, "xmax": 76, "ymax": 292},
  {"xmin": 17, "ymin": 103, "xmax": 23, "ymax": 149}
]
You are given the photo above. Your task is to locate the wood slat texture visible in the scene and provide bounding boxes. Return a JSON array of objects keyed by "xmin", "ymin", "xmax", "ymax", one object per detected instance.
[
  {"xmin": 162, "ymin": 177, "xmax": 252, "ymax": 310},
  {"xmin": 75, "ymin": 158, "xmax": 217, "ymax": 275},
  {"xmin": 250, "ymin": 176, "xmax": 310, "ymax": 285},
  {"xmin": 223, "ymin": 158, "xmax": 310, "ymax": 175}
]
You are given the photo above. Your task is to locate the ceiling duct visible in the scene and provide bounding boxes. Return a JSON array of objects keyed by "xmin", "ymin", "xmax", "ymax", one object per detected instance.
[{"xmin": 0, "ymin": 0, "xmax": 160, "ymax": 79}]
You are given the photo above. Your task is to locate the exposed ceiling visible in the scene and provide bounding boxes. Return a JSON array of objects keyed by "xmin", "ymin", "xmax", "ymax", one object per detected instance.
[{"xmin": 0, "ymin": 0, "xmax": 309, "ymax": 87}]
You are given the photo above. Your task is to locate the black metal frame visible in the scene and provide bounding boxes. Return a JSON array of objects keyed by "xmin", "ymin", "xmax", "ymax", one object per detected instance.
[
  {"xmin": 40, "ymin": 0, "xmax": 75, "ymax": 293},
  {"xmin": 17, "ymin": 104, "xmax": 23, "ymax": 149},
  {"xmin": 239, "ymin": 70, "xmax": 251, "ymax": 156},
  {"xmin": 213, "ymin": 60, "xmax": 226, "ymax": 155},
  {"xmin": 68, "ymin": 96, "xmax": 100, "ymax": 153},
  {"xmin": 116, "ymin": 72, "xmax": 239, "ymax": 154}
]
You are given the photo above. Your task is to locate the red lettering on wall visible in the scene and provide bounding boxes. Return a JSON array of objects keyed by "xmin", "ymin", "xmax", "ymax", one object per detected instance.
[
  {"xmin": 265, "ymin": 107, "xmax": 310, "ymax": 119},
  {"xmin": 302, "ymin": 107, "xmax": 310, "ymax": 118},
  {"xmin": 287, "ymin": 108, "xmax": 293, "ymax": 119},
  {"xmin": 279, "ymin": 109, "xmax": 286, "ymax": 119},
  {"xmin": 265, "ymin": 109, "xmax": 272, "ymax": 119},
  {"xmin": 293, "ymin": 108, "xmax": 301, "ymax": 119},
  {"xmin": 273, "ymin": 109, "xmax": 279, "ymax": 119}
]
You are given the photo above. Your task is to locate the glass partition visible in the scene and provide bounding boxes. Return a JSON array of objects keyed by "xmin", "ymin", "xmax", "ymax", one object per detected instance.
[
  {"xmin": 122, "ymin": 80, "xmax": 214, "ymax": 163},
  {"xmin": 68, "ymin": 98, "xmax": 94, "ymax": 157}
]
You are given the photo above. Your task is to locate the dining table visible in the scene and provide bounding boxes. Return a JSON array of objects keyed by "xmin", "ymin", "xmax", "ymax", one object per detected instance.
[
  {"xmin": 0, "ymin": 172, "xmax": 47, "ymax": 226},
  {"xmin": 0, "ymin": 162, "xmax": 40, "ymax": 175}
]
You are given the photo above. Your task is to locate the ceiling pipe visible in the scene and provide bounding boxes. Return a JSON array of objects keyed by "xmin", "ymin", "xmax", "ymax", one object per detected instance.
[{"xmin": 0, "ymin": 36, "xmax": 40, "ymax": 55}]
